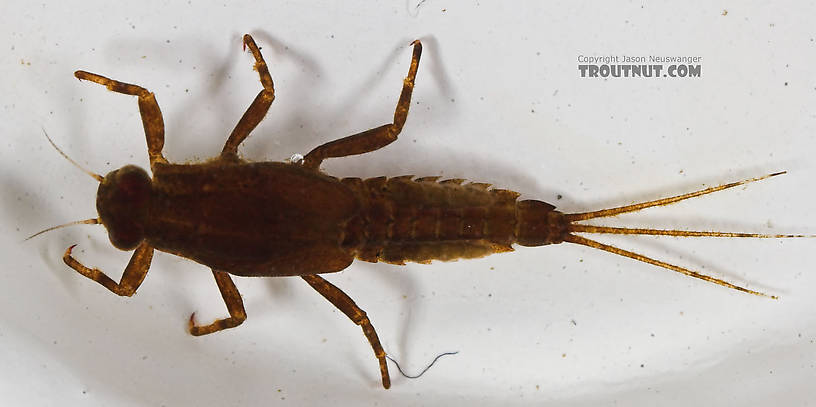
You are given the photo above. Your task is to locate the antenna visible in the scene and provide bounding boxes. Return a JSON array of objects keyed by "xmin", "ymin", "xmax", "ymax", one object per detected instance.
[
  {"xmin": 42, "ymin": 128, "xmax": 104, "ymax": 182},
  {"xmin": 25, "ymin": 218, "xmax": 100, "ymax": 241}
]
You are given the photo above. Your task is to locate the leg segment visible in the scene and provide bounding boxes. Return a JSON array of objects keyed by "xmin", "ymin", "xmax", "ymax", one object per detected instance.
[
  {"xmin": 74, "ymin": 71, "xmax": 167, "ymax": 168},
  {"xmin": 63, "ymin": 241, "xmax": 154, "ymax": 296},
  {"xmin": 302, "ymin": 274, "xmax": 391, "ymax": 389},
  {"xmin": 221, "ymin": 34, "xmax": 276, "ymax": 159},
  {"xmin": 302, "ymin": 40, "xmax": 423, "ymax": 170},
  {"xmin": 189, "ymin": 270, "xmax": 247, "ymax": 336}
]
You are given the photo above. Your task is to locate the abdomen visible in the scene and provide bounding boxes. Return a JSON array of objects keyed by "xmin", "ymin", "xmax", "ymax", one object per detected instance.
[{"xmin": 341, "ymin": 175, "xmax": 567, "ymax": 265}]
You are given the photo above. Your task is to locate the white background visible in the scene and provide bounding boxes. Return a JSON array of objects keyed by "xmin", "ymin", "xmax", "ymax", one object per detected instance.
[{"xmin": 2, "ymin": 1, "xmax": 815, "ymax": 406}]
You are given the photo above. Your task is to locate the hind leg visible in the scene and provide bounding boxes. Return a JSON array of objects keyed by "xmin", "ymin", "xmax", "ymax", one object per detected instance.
[
  {"xmin": 302, "ymin": 274, "xmax": 391, "ymax": 389},
  {"xmin": 302, "ymin": 40, "xmax": 422, "ymax": 170}
]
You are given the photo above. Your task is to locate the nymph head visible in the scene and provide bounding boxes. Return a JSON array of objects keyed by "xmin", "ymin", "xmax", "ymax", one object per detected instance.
[{"xmin": 96, "ymin": 165, "xmax": 152, "ymax": 250}]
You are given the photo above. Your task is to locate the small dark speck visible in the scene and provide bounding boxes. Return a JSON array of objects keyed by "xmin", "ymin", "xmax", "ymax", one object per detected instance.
[
  {"xmin": 556, "ymin": 194, "xmax": 562, "ymax": 200},
  {"xmin": 450, "ymin": 98, "xmax": 455, "ymax": 103},
  {"xmin": 487, "ymin": 293, "xmax": 492, "ymax": 297},
  {"xmin": 82, "ymin": 390, "xmax": 87, "ymax": 395},
  {"xmin": 141, "ymin": 355, "xmax": 148, "ymax": 360},
  {"xmin": 166, "ymin": 39, "xmax": 171, "ymax": 43},
  {"xmin": 640, "ymin": 364, "xmax": 645, "ymax": 368},
  {"xmin": 784, "ymin": 82, "xmax": 788, "ymax": 86},
  {"xmin": 650, "ymin": 333, "xmax": 655, "ymax": 337},
  {"xmin": 570, "ymin": 319, "xmax": 577, "ymax": 326}
]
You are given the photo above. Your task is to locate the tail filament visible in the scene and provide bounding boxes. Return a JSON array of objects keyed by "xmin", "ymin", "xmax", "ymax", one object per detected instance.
[{"xmin": 564, "ymin": 172, "xmax": 802, "ymax": 298}]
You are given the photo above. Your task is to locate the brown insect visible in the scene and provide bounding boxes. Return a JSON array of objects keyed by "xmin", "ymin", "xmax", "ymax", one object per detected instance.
[{"xmin": 33, "ymin": 34, "xmax": 804, "ymax": 389}]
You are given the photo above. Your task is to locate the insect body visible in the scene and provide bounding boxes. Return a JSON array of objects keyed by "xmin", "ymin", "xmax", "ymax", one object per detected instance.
[{"xmin": 43, "ymin": 34, "xmax": 802, "ymax": 389}]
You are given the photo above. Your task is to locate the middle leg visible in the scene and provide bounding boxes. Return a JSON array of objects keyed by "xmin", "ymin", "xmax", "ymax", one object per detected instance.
[
  {"xmin": 220, "ymin": 34, "xmax": 276, "ymax": 159},
  {"xmin": 189, "ymin": 270, "xmax": 247, "ymax": 335}
]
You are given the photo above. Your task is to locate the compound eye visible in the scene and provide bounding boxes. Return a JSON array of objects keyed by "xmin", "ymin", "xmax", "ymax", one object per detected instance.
[
  {"xmin": 117, "ymin": 168, "xmax": 150, "ymax": 202},
  {"xmin": 109, "ymin": 220, "xmax": 143, "ymax": 250}
]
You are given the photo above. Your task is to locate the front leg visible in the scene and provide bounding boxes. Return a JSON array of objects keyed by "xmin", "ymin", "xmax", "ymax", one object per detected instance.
[
  {"xmin": 73, "ymin": 71, "xmax": 167, "ymax": 169},
  {"xmin": 63, "ymin": 242, "xmax": 154, "ymax": 296},
  {"xmin": 302, "ymin": 40, "xmax": 422, "ymax": 170}
]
